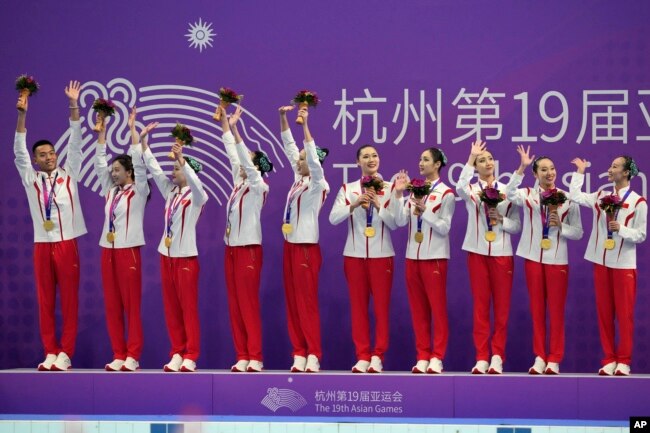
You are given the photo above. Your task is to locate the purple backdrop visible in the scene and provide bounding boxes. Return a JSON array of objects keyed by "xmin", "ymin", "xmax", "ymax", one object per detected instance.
[{"xmin": 0, "ymin": 1, "xmax": 648, "ymax": 373}]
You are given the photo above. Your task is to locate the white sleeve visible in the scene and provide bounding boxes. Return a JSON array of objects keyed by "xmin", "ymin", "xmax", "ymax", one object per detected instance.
[
  {"xmin": 142, "ymin": 147, "xmax": 174, "ymax": 198},
  {"xmin": 93, "ymin": 141, "xmax": 113, "ymax": 196},
  {"xmin": 329, "ymin": 186, "xmax": 352, "ymax": 225},
  {"xmin": 13, "ymin": 131, "xmax": 36, "ymax": 187},
  {"xmin": 569, "ymin": 172, "xmax": 599, "ymax": 208},
  {"xmin": 618, "ymin": 200, "xmax": 647, "ymax": 244},
  {"xmin": 63, "ymin": 120, "xmax": 83, "ymax": 179}
]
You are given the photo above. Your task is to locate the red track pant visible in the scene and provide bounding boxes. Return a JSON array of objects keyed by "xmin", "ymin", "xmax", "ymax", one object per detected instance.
[
  {"xmin": 593, "ymin": 264, "xmax": 637, "ymax": 365},
  {"xmin": 283, "ymin": 242, "xmax": 322, "ymax": 359},
  {"xmin": 225, "ymin": 245, "xmax": 263, "ymax": 361},
  {"xmin": 524, "ymin": 260, "xmax": 568, "ymax": 363},
  {"xmin": 160, "ymin": 255, "xmax": 200, "ymax": 361},
  {"xmin": 101, "ymin": 247, "xmax": 143, "ymax": 360},
  {"xmin": 343, "ymin": 256, "xmax": 394, "ymax": 361},
  {"xmin": 405, "ymin": 258, "xmax": 449, "ymax": 361},
  {"xmin": 467, "ymin": 252, "xmax": 513, "ymax": 362},
  {"xmin": 33, "ymin": 240, "xmax": 80, "ymax": 357}
]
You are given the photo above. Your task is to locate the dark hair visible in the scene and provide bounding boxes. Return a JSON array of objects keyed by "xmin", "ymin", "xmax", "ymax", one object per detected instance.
[
  {"xmin": 531, "ymin": 156, "xmax": 552, "ymax": 174},
  {"xmin": 32, "ymin": 140, "xmax": 54, "ymax": 155},
  {"xmin": 425, "ymin": 147, "xmax": 447, "ymax": 170},
  {"xmin": 112, "ymin": 155, "xmax": 134, "ymax": 181},
  {"xmin": 356, "ymin": 145, "xmax": 376, "ymax": 160},
  {"xmin": 619, "ymin": 155, "xmax": 639, "ymax": 180},
  {"xmin": 253, "ymin": 151, "xmax": 273, "ymax": 174}
]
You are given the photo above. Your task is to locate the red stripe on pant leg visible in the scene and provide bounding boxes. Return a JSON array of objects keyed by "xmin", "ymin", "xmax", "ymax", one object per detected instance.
[
  {"xmin": 489, "ymin": 255, "xmax": 513, "ymax": 362},
  {"xmin": 524, "ymin": 259, "xmax": 547, "ymax": 361},
  {"xmin": 405, "ymin": 259, "xmax": 432, "ymax": 361},
  {"xmin": 34, "ymin": 243, "xmax": 59, "ymax": 355},
  {"xmin": 235, "ymin": 245, "xmax": 264, "ymax": 361},
  {"xmin": 55, "ymin": 239, "xmax": 80, "ymax": 357},
  {"xmin": 176, "ymin": 257, "xmax": 200, "ymax": 361},
  {"xmin": 160, "ymin": 255, "xmax": 187, "ymax": 358},
  {"xmin": 119, "ymin": 247, "xmax": 143, "ymax": 360},
  {"xmin": 284, "ymin": 242, "xmax": 307, "ymax": 357},
  {"xmin": 613, "ymin": 268, "xmax": 636, "ymax": 365},
  {"xmin": 344, "ymin": 257, "xmax": 372, "ymax": 361},
  {"xmin": 102, "ymin": 248, "xmax": 127, "ymax": 360},
  {"xmin": 293, "ymin": 243, "xmax": 323, "ymax": 359},
  {"xmin": 545, "ymin": 263, "xmax": 568, "ymax": 363},
  {"xmin": 467, "ymin": 252, "xmax": 491, "ymax": 361},
  {"xmin": 425, "ymin": 259, "xmax": 449, "ymax": 360},
  {"xmin": 225, "ymin": 246, "xmax": 249, "ymax": 360},
  {"xmin": 593, "ymin": 264, "xmax": 616, "ymax": 365},
  {"xmin": 369, "ymin": 257, "xmax": 393, "ymax": 360}
]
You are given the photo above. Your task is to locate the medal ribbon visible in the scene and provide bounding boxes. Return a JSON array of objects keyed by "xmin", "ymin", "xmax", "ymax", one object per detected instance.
[
  {"xmin": 108, "ymin": 184, "xmax": 133, "ymax": 234},
  {"xmin": 41, "ymin": 173, "xmax": 58, "ymax": 224},
  {"xmin": 477, "ymin": 181, "xmax": 495, "ymax": 232},
  {"xmin": 284, "ymin": 179, "xmax": 304, "ymax": 224},
  {"xmin": 166, "ymin": 189, "xmax": 191, "ymax": 239}
]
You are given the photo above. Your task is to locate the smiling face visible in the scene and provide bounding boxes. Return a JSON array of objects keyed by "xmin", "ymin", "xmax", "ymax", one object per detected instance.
[
  {"xmin": 418, "ymin": 149, "xmax": 441, "ymax": 178},
  {"xmin": 607, "ymin": 157, "xmax": 630, "ymax": 184},
  {"xmin": 474, "ymin": 151, "xmax": 495, "ymax": 178},
  {"xmin": 533, "ymin": 157, "xmax": 556, "ymax": 189},
  {"xmin": 357, "ymin": 146, "xmax": 379, "ymax": 176},
  {"xmin": 171, "ymin": 163, "xmax": 187, "ymax": 186},
  {"xmin": 33, "ymin": 144, "xmax": 58, "ymax": 173},
  {"xmin": 111, "ymin": 160, "xmax": 133, "ymax": 187},
  {"xmin": 296, "ymin": 150, "xmax": 310, "ymax": 177}
]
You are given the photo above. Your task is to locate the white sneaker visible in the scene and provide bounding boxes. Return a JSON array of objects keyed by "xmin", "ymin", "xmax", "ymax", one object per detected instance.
[
  {"xmin": 231, "ymin": 360, "xmax": 249, "ymax": 372},
  {"xmin": 51, "ymin": 352, "xmax": 71, "ymax": 371},
  {"xmin": 614, "ymin": 363, "xmax": 631, "ymax": 376},
  {"xmin": 368, "ymin": 355, "xmax": 383, "ymax": 373},
  {"xmin": 291, "ymin": 355, "xmax": 307, "ymax": 372},
  {"xmin": 121, "ymin": 357, "xmax": 139, "ymax": 372},
  {"xmin": 598, "ymin": 361, "xmax": 617, "ymax": 376},
  {"xmin": 180, "ymin": 358, "xmax": 196, "ymax": 372},
  {"xmin": 545, "ymin": 362, "xmax": 560, "ymax": 375},
  {"xmin": 352, "ymin": 360, "xmax": 370, "ymax": 373},
  {"xmin": 247, "ymin": 360, "xmax": 263, "ymax": 372},
  {"xmin": 105, "ymin": 359, "xmax": 125, "ymax": 371},
  {"xmin": 488, "ymin": 355, "xmax": 503, "ymax": 374},
  {"xmin": 411, "ymin": 360, "xmax": 429, "ymax": 374},
  {"xmin": 427, "ymin": 357, "xmax": 443, "ymax": 374},
  {"xmin": 305, "ymin": 355, "xmax": 320, "ymax": 373},
  {"xmin": 471, "ymin": 360, "xmax": 489, "ymax": 374},
  {"xmin": 37, "ymin": 354, "xmax": 57, "ymax": 371},
  {"xmin": 528, "ymin": 356, "xmax": 546, "ymax": 375},
  {"xmin": 163, "ymin": 354, "xmax": 183, "ymax": 372}
]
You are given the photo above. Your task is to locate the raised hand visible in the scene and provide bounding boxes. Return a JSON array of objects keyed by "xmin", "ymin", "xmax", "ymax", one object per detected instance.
[
  {"xmin": 65, "ymin": 80, "xmax": 81, "ymax": 103},
  {"xmin": 298, "ymin": 108, "xmax": 308, "ymax": 122},
  {"xmin": 467, "ymin": 139, "xmax": 487, "ymax": 165},
  {"xmin": 516, "ymin": 144, "xmax": 535, "ymax": 175},
  {"xmin": 393, "ymin": 169, "xmax": 409, "ymax": 194},
  {"xmin": 171, "ymin": 142, "xmax": 183, "ymax": 163},
  {"xmin": 488, "ymin": 207, "xmax": 503, "ymax": 224},
  {"xmin": 128, "ymin": 106, "xmax": 137, "ymax": 130},
  {"xmin": 278, "ymin": 105, "xmax": 294, "ymax": 115},
  {"xmin": 571, "ymin": 158, "xmax": 589, "ymax": 174},
  {"xmin": 229, "ymin": 105, "xmax": 243, "ymax": 127},
  {"xmin": 140, "ymin": 121, "xmax": 158, "ymax": 139}
]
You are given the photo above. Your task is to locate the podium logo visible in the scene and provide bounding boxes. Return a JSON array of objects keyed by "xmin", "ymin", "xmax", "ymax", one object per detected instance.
[
  {"xmin": 632, "ymin": 417, "xmax": 650, "ymax": 430},
  {"xmin": 261, "ymin": 387, "xmax": 307, "ymax": 413}
]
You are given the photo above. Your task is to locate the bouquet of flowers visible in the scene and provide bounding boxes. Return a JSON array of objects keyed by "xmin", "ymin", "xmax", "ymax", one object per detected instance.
[
  {"xmin": 406, "ymin": 179, "xmax": 431, "ymax": 199},
  {"xmin": 213, "ymin": 87, "xmax": 243, "ymax": 121},
  {"xmin": 599, "ymin": 194, "xmax": 623, "ymax": 219},
  {"xmin": 15, "ymin": 75, "xmax": 39, "ymax": 111},
  {"xmin": 540, "ymin": 188, "xmax": 567, "ymax": 226},
  {"xmin": 169, "ymin": 123, "xmax": 194, "ymax": 159},
  {"xmin": 91, "ymin": 98, "xmax": 116, "ymax": 132},
  {"xmin": 360, "ymin": 175, "xmax": 385, "ymax": 209},
  {"xmin": 479, "ymin": 186, "xmax": 504, "ymax": 225},
  {"xmin": 293, "ymin": 90, "xmax": 320, "ymax": 125}
]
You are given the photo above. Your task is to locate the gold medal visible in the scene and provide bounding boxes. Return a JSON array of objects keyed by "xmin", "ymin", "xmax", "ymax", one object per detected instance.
[
  {"xmin": 604, "ymin": 238, "xmax": 616, "ymax": 250},
  {"xmin": 365, "ymin": 227, "xmax": 376, "ymax": 238},
  {"xmin": 164, "ymin": 236, "xmax": 172, "ymax": 248},
  {"xmin": 106, "ymin": 232, "xmax": 116, "ymax": 243},
  {"xmin": 484, "ymin": 231, "xmax": 497, "ymax": 242},
  {"xmin": 43, "ymin": 220, "xmax": 54, "ymax": 231},
  {"xmin": 414, "ymin": 232, "xmax": 424, "ymax": 243},
  {"xmin": 225, "ymin": 225, "xmax": 231, "ymax": 237},
  {"xmin": 282, "ymin": 223, "xmax": 293, "ymax": 234},
  {"xmin": 540, "ymin": 238, "xmax": 551, "ymax": 250}
]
